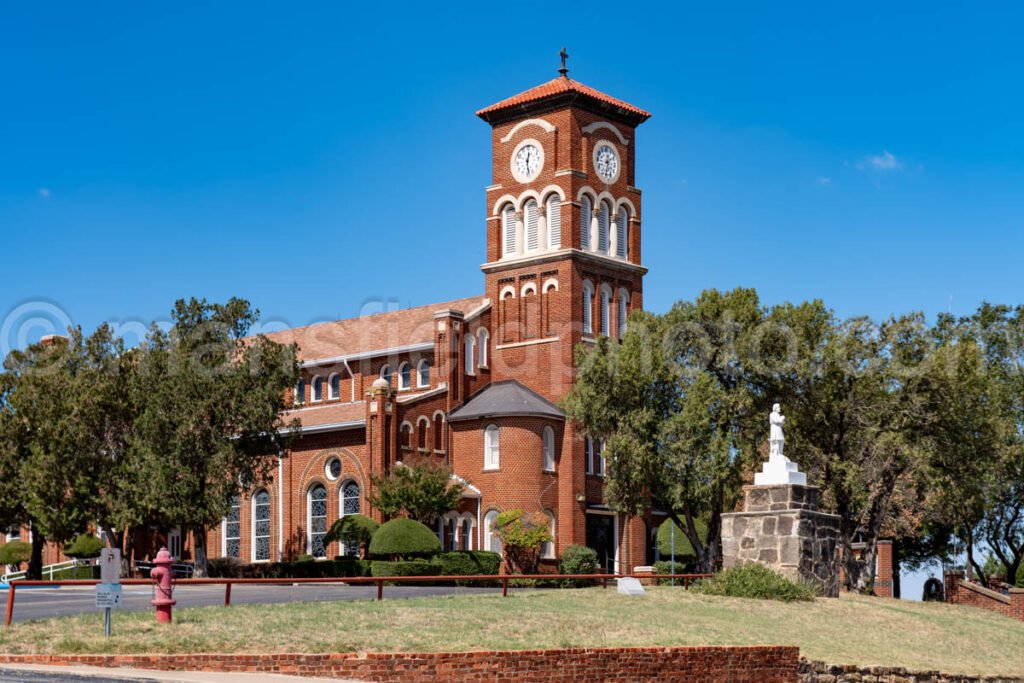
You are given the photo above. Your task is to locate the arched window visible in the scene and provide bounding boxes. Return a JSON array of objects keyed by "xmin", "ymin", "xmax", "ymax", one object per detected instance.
[
  {"xmin": 580, "ymin": 195, "xmax": 592, "ymax": 250},
  {"xmin": 294, "ymin": 379, "xmax": 305, "ymax": 405},
  {"xmin": 600, "ymin": 285, "xmax": 611, "ymax": 336},
  {"xmin": 222, "ymin": 495, "xmax": 240, "ymax": 558},
  {"xmin": 615, "ymin": 207, "xmax": 629, "ymax": 259},
  {"xmin": 460, "ymin": 515, "xmax": 473, "ymax": 551},
  {"xmin": 484, "ymin": 510, "xmax": 502, "ymax": 554},
  {"xmin": 329, "ymin": 373, "xmax": 341, "ymax": 400},
  {"xmin": 339, "ymin": 480, "xmax": 361, "ymax": 556},
  {"xmin": 400, "ymin": 421, "xmax": 413, "ymax": 449},
  {"xmin": 444, "ymin": 514, "xmax": 459, "ymax": 552},
  {"xmin": 598, "ymin": 200, "xmax": 611, "ymax": 254},
  {"xmin": 252, "ymin": 489, "xmax": 271, "ymax": 562},
  {"xmin": 312, "ymin": 376, "xmax": 324, "ymax": 402},
  {"xmin": 595, "ymin": 438, "xmax": 606, "ymax": 476},
  {"xmin": 542, "ymin": 426, "xmax": 555, "ymax": 471},
  {"xmin": 380, "ymin": 365, "xmax": 392, "ymax": 385},
  {"xmin": 307, "ymin": 483, "xmax": 328, "ymax": 558},
  {"xmin": 465, "ymin": 334, "xmax": 476, "ymax": 376},
  {"xmin": 484, "ymin": 424, "xmax": 500, "ymax": 470},
  {"xmin": 417, "ymin": 359, "xmax": 430, "ymax": 388},
  {"xmin": 398, "ymin": 362, "xmax": 411, "ymax": 390},
  {"xmin": 417, "ymin": 417, "xmax": 428, "ymax": 450},
  {"xmin": 546, "ymin": 195, "xmax": 561, "ymax": 249},
  {"xmin": 502, "ymin": 204, "xmax": 517, "ymax": 257},
  {"xmin": 433, "ymin": 412, "xmax": 444, "ymax": 451},
  {"xmin": 541, "ymin": 511, "xmax": 556, "ymax": 559},
  {"xmin": 478, "ymin": 329, "xmax": 489, "ymax": 368},
  {"xmin": 524, "ymin": 198, "xmax": 540, "ymax": 252},
  {"xmin": 523, "ymin": 284, "xmax": 539, "ymax": 339},
  {"xmin": 585, "ymin": 435, "xmax": 594, "ymax": 474},
  {"xmin": 618, "ymin": 289, "xmax": 630, "ymax": 338},
  {"xmin": 582, "ymin": 281, "xmax": 594, "ymax": 335}
]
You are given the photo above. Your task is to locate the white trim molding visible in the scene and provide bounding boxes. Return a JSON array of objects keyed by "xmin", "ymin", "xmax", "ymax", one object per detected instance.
[
  {"xmin": 582, "ymin": 121, "xmax": 629, "ymax": 145},
  {"xmin": 500, "ymin": 118, "xmax": 556, "ymax": 143}
]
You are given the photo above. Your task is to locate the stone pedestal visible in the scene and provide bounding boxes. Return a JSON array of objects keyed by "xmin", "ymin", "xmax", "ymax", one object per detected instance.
[{"xmin": 721, "ymin": 484, "xmax": 840, "ymax": 597}]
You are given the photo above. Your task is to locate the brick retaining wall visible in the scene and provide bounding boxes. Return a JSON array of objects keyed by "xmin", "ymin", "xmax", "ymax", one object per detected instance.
[
  {"xmin": 799, "ymin": 660, "xmax": 1024, "ymax": 682},
  {"xmin": 0, "ymin": 646, "xmax": 799, "ymax": 682},
  {"xmin": 944, "ymin": 571, "xmax": 1024, "ymax": 622}
]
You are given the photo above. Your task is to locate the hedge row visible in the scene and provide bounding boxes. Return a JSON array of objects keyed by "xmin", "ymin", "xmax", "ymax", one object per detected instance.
[{"xmin": 207, "ymin": 551, "xmax": 502, "ymax": 580}]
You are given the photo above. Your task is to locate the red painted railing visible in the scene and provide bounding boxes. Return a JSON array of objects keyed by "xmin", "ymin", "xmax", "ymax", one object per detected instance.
[{"xmin": 3, "ymin": 573, "xmax": 712, "ymax": 627}]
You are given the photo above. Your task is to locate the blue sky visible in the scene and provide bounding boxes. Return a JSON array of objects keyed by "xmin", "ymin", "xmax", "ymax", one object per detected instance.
[
  {"xmin": 2, "ymin": 0, "xmax": 1022, "ymax": 350},
  {"xmin": 3, "ymin": 0, "xmax": 1019, "ymax": 599}
]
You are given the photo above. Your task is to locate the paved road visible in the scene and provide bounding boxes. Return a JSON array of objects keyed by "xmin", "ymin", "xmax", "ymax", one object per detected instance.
[
  {"xmin": 0, "ymin": 671, "xmax": 158, "ymax": 682},
  {"xmin": 4, "ymin": 583, "xmax": 502, "ymax": 623},
  {"xmin": 0, "ymin": 666, "xmax": 353, "ymax": 683}
]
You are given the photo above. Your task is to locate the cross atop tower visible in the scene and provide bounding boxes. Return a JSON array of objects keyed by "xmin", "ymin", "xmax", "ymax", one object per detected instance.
[{"xmin": 558, "ymin": 47, "xmax": 569, "ymax": 76}]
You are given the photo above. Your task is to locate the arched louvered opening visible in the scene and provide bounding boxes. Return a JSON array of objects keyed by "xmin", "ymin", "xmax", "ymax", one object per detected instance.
[
  {"xmin": 600, "ymin": 285, "xmax": 612, "ymax": 336},
  {"xmin": 618, "ymin": 289, "xmax": 630, "ymax": 338},
  {"xmin": 580, "ymin": 195, "xmax": 592, "ymax": 250},
  {"xmin": 546, "ymin": 195, "xmax": 561, "ymax": 249},
  {"xmin": 598, "ymin": 200, "xmax": 611, "ymax": 254},
  {"xmin": 582, "ymin": 281, "xmax": 594, "ymax": 336},
  {"xmin": 524, "ymin": 198, "xmax": 540, "ymax": 252},
  {"xmin": 523, "ymin": 284, "xmax": 539, "ymax": 339},
  {"xmin": 417, "ymin": 417, "xmax": 429, "ymax": 450},
  {"xmin": 615, "ymin": 207, "xmax": 629, "ymax": 259},
  {"xmin": 501, "ymin": 204, "xmax": 517, "ymax": 257},
  {"xmin": 433, "ymin": 412, "xmax": 445, "ymax": 451}
]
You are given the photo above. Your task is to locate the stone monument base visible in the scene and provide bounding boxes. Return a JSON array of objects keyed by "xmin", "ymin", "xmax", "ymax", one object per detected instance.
[{"xmin": 721, "ymin": 484, "xmax": 840, "ymax": 598}]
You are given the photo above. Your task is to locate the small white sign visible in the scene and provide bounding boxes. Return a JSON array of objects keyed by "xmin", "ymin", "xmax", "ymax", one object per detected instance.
[
  {"xmin": 616, "ymin": 577, "xmax": 646, "ymax": 596},
  {"xmin": 100, "ymin": 548, "xmax": 121, "ymax": 584},
  {"xmin": 96, "ymin": 583, "xmax": 122, "ymax": 609}
]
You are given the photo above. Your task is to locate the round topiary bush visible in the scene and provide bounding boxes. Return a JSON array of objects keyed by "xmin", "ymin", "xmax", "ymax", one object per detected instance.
[
  {"xmin": 368, "ymin": 517, "xmax": 441, "ymax": 559},
  {"xmin": 0, "ymin": 540, "xmax": 31, "ymax": 566},
  {"xmin": 558, "ymin": 544, "xmax": 599, "ymax": 586},
  {"xmin": 324, "ymin": 514, "xmax": 380, "ymax": 558},
  {"xmin": 63, "ymin": 533, "xmax": 104, "ymax": 559},
  {"xmin": 656, "ymin": 518, "xmax": 707, "ymax": 562}
]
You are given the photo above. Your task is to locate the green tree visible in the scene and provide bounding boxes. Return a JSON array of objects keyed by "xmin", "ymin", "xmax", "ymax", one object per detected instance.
[
  {"xmin": 369, "ymin": 462, "xmax": 464, "ymax": 525},
  {"xmin": 765, "ymin": 309, "xmax": 935, "ymax": 593},
  {"xmin": 492, "ymin": 509, "xmax": 552, "ymax": 573},
  {"xmin": 133, "ymin": 298, "xmax": 299, "ymax": 576},
  {"xmin": 564, "ymin": 289, "xmax": 769, "ymax": 573}
]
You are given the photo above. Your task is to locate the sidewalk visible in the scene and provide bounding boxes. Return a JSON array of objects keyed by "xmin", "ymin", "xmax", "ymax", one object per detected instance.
[{"xmin": 0, "ymin": 663, "xmax": 364, "ymax": 682}]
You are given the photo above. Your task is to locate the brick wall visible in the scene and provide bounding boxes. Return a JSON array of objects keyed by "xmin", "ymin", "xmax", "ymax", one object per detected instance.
[
  {"xmin": 944, "ymin": 571, "xmax": 1024, "ymax": 622},
  {"xmin": 0, "ymin": 646, "xmax": 798, "ymax": 682},
  {"xmin": 799, "ymin": 660, "xmax": 1023, "ymax": 683}
]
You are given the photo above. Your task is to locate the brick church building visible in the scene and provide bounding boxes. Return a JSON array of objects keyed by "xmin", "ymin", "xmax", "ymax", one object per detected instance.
[{"xmin": 5, "ymin": 66, "xmax": 666, "ymax": 575}]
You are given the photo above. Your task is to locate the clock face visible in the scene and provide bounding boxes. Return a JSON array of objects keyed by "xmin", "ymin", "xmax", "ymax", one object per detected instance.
[
  {"xmin": 595, "ymin": 144, "xmax": 619, "ymax": 183},
  {"xmin": 514, "ymin": 143, "xmax": 541, "ymax": 180}
]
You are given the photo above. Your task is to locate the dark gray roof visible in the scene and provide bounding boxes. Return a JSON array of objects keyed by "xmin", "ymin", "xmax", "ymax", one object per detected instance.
[{"xmin": 447, "ymin": 380, "xmax": 566, "ymax": 422}]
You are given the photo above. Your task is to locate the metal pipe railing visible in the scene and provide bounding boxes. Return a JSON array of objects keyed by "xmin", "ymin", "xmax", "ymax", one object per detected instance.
[{"xmin": 3, "ymin": 572, "xmax": 711, "ymax": 627}]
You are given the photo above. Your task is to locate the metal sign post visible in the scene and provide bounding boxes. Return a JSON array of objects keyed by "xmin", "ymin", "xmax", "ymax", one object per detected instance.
[{"xmin": 96, "ymin": 549, "xmax": 122, "ymax": 638}]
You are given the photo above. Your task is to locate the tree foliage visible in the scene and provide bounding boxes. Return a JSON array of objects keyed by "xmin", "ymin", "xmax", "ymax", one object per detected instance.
[
  {"xmin": 369, "ymin": 462, "xmax": 464, "ymax": 525},
  {"xmin": 492, "ymin": 509, "xmax": 552, "ymax": 573}
]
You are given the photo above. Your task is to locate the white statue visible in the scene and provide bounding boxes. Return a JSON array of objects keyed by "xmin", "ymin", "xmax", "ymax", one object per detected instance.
[
  {"xmin": 769, "ymin": 403, "xmax": 785, "ymax": 458},
  {"xmin": 754, "ymin": 402, "xmax": 806, "ymax": 486}
]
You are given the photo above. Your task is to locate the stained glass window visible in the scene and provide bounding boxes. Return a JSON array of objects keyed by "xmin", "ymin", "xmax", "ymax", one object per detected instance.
[
  {"xmin": 223, "ymin": 495, "xmax": 240, "ymax": 558},
  {"xmin": 308, "ymin": 484, "xmax": 327, "ymax": 558},
  {"xmin": 253, "ymin": 489, "xmax": 271, "ymax": 562},
  {"xmin": 340, "ymin": 481, "xmax": 361, "ymax": 556}
]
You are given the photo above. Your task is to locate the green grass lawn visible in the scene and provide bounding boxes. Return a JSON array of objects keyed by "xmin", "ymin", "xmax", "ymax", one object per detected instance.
[{"xmin": 1, "ymin": 588, "xmax": 1022, "ymax": 676}]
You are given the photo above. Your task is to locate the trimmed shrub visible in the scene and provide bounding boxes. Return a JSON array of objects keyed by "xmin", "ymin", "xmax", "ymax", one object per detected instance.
[
  {"xmin": 369, "ymin": 518, "xmax": 441, "ymax": 559},
  {"xmin": 295, "ymin": 553, "xmax": 315, "ymax": 563},
  {"xmin": 324, "ymin": 514, "xmax": 380, "ymax": 559},
  {"xmin": 656, "ymin": 519, "xmax": 707, "ymax": 564},
  {"xmin": 431, "ymin": 551, "xmax": 501, "ymax": 577},
  {"xmin": 63, "ymin": 533, "xmax": 104, "ymax": 559},
  {"xmin": 558, "ymin": 544, "xmax": 599, "ymax": 587},
  {"xmin": 692, "ymin": 562, "xmax": 818, "ymax": 602},
  {"xmin": 0, "ymin": 540, "xmax": 31, "ymax": 566},
  {"xmin": 371, "ymin": 559, "xmax": 441, "ymax": 578},
  {"xmin": 207, "ymin": 558, "xmax": 372, "ymax": 579}
]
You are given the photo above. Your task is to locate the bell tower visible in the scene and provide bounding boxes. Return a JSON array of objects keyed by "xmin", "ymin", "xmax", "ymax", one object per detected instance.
[{"xmin": 475, "ymin": 56, "xmax": 651, "ymax": 400}]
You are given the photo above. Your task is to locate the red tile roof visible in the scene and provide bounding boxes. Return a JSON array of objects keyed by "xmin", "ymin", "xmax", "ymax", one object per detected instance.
[
  {"xmin": 262, "ymin": 295, "xmax": 486, "ymax": 363},
  {"xmin": 476, "ymin": 76, "xmax": 651, "ymax": 122},
  {"xmin": 283, "ymin": 400, "xmax": 366, "ymax": 430}
]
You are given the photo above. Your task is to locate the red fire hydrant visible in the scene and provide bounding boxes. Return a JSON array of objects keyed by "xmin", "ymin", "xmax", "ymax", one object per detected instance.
[{"xmin": 150, "ymin": 547, "xmax": 176, "ymax": 624}]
